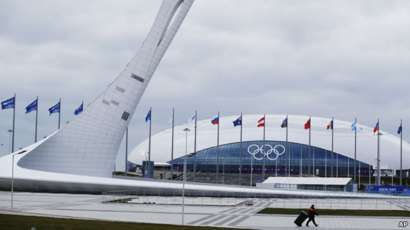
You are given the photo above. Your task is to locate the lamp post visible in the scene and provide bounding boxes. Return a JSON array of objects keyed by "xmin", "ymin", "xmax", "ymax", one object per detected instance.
[
  {"xmin": 8, "ymin": 129, "xmax": 14, "ymax": 209},
  {"xmin": 182, "ymin": 127, "xmax": 190, "ymax": 225}
]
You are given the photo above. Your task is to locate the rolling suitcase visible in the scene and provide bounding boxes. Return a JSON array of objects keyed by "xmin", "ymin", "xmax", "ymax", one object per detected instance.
[{"xmin": 294, "ymin": 210, "xmax": 308, "ymax": 227}]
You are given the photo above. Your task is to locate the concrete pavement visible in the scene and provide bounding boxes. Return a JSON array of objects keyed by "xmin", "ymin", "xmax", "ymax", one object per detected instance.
[{"xmin": 0, "ymin": 192, "xmax": 409, "ymax": 229}]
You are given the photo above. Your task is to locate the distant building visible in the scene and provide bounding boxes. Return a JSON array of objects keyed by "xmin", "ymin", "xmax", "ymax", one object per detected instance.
[
  {"xmin": 130, "ymin": 114, "xmax": 410, "ymax": 185},
  {"xmin": 256, "ymin": 177, "xmax": 354, "ymax": 192}
]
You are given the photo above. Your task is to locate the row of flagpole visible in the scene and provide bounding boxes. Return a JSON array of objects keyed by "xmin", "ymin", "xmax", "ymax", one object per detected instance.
[
  {"xmin": 1, "ymin": 95, "xmax": 83, "ymax": 210},
  {"xmin": 145, "ymin": 108, "xmax": 405, "ymax": 186},
  {"xmin": 1, "ymin": 95, "xmax": 84, "ymax": 152}
]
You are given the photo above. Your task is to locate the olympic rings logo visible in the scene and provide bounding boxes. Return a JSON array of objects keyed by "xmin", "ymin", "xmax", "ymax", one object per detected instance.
[{"xmin": 247, "ymin": 144, "xmax": 286, "ymax": 161}]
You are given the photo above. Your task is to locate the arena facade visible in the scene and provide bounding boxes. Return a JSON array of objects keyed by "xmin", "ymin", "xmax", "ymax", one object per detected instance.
[{"xmin": 130, "ymin": 114, "xmax": 410, "ymax": 184}]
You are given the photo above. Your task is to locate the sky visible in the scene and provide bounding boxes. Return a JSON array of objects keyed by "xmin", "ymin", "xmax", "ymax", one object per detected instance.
[{"xmin": 1, "ymin": 0, "xmax": 410, "ymax": 168}]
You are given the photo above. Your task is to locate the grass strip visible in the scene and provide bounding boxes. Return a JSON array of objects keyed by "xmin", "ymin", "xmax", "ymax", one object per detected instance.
[
  {"xmin": 0, "ymin": 213, "xmax": 243, "ymax": 230},
  {"xmin": 259, "ymin": 208, "xmax": 410, "ymax": 217}
]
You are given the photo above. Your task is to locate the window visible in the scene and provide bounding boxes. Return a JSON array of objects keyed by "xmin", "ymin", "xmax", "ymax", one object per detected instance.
[{"xmin": 121, "ymin": 111, "xmax": 130, "ymax": 121}]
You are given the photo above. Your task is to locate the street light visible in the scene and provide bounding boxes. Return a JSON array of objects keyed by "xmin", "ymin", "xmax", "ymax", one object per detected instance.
[
  {"xmin": 182, "ymin": 127, "xmax": 190, "ymax": 225},
  {"xmin": 6, "ymin": 129, "xmax": 14, "ymax": 209}
]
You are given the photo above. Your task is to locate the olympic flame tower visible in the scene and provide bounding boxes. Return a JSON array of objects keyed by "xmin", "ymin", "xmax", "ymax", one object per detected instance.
[{"xmin": 17, "ymin": 0, "xmax": 195, "ymax": 177}]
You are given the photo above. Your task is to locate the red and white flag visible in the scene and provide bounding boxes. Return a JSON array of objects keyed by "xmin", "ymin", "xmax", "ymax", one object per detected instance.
[
  {"xmin": 257, "ymin": 116, "xmax": 265, "ymax": 127},
  {"xmin": 304, "ymin": 118, "xmax": 311, "ymax": 130}
]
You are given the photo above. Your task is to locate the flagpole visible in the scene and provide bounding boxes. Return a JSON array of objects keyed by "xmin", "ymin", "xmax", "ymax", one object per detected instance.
[
  {"xmin": 11, "ymin": 151, "xmax": 14, "ymax": 209},
  {"xmin": 376, "ymin": 119, "xmax": 381, "ymax": 186},
  {"xmin": 193, "ymin": 110, "xmax": 197, "ymax": 179},
  {"xmin": 354, "ymin": 118, "xmax": 358, "ymax": 182},
  {"xmin": 309, "ymin": 117, "xmax": 312, "ymax": 176},
  {"xmin": 11, "ymin": 94, "xmax": 16, "ymax": 153},
  {"xmin": 324, "ymin": 120, "xmax": 328, "ymax": 177},
  {"xmin": 34, "ymin": 97, "xmax": 39, "ymax": 143},
  {"xmin": 171, "ymin": 108, "xmax": 175, "ymax": 179},
  {"xmin": 216, "ymin": 112, "xmax": 220, "ymax": 181},
  {"xmin": 249, "ymin": 115, "xmax": 254, "ymax": 187},
  {"xmin": 125, "ymin": 127, "xmax": 128, "ymax": 173},
  {"xmin": 274, "ymin": 115, "xmax": 278, "ymax": 177},
  {"xmin": 148, "ymin": 107, "xmax": 152, "ymax": 162},
  {"xmin": 263, "ymin": 114, "xmax": 266, "ymax": 179},
  {"xmin": 275, "ymin": 116, "xmax": 279, "ymax": 177},
  {"xmin": 400, "ymin": 119, "xmax": 403, "ymax": 186},
  {"xmin": 286, "ymin": 116, "xmax": 290, "ymax": 177},
  {"xmin": 333, "ymin": 118, "xmax": 336, "ymax": 177},
  {"xmin": 9, "ymin": 94, "xmax": 16, "ymax": 209},
  {"xmin": 57, "ymin": 98, "xmax": 61, "ymax": 129},
  {"xmin": 239, "ymin": 112, "xmax": 243, "ymax": 180}
]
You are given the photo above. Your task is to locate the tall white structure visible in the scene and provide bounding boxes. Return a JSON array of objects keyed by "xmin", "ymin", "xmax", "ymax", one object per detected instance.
[{"xmin": 17, "ymin": 0, "xmax": 195, "ymax": 177}]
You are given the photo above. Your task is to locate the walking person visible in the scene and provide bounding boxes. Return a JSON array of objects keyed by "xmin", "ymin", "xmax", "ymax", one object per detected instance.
[{"xmin": 306, "ymin": 204, "xmax": 319, "ymax": 227}]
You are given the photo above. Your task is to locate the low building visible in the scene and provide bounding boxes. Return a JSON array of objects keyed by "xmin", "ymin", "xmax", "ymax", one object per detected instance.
[{"xmin": 256, "ymin": 177, "xmax": 354, "ymax": 192}]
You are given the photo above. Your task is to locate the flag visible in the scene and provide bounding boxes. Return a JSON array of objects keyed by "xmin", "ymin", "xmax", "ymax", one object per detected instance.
[
  {"xmin": 398, "ymin": 123, "xmax": 403, "ymax": 134},
  {"xmin": 191, "ymin": 112, "xmax": 197, "ymax": 121},
  {"xmin": 280, "ymin": 117, "xmax": 288, "ymax": 128},
  {"xmin": 74, "ymin": 102, "xmax": 83, "ymax": 115},
  {"xmin": 145, "ymin": 109, "xmax": 152, "ymax": 122},
  {"xmin": 326, "ymin": 119, "xmax": 334, "ymax": 130},
  {"xmin": 233, "ymin": 116, "xmax": 242, "ymax": 127},
  {"xmin": 373, "ymin": 121, "xmax": 380, "ymax": 134},
  {"xmin": 351, "ymin": 118, "xmax": 358, "ymax": 132},
  {"xmin": 1, "ymin": 97, "xmax": 15, "ymax": 110},
  {"xmin": 304, "ymin": 118, "xmax": 311, "ymax": 129},
  {"xmin": 48, "ymin": 101, "xmax": 60, "ymax": 115},
  {"xmin": 257, "ymin": 116, "xmax": 265, "ymax": 127},
  {"xmin": 25, "ymin": 99, "xmax": 38, "ymax": 113},
  {"xmin": 211, "ymin": 114, "xmax": 219, "ymax": 125}
]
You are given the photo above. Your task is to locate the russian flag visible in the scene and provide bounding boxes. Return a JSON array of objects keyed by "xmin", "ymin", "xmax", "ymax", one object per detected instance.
[
  {"xmin": 257, "ymin": 116, "xmax": 265, "ymax": 127},
  {"xmin": 211, "ymin": 114, "xmax": 219, "ymax": 125},
  {"xmin": 373, "ymin": 121, "xmax": 380, "ymax": 134}
]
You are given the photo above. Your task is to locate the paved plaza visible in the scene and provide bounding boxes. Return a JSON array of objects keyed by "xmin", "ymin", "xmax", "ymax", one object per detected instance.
[{"xmin": 0, "ymin": 191, "xmax": 409, "ymax": 229}]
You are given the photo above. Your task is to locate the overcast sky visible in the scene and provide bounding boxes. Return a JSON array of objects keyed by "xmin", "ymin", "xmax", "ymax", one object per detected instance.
[{"xmin": 1, "ymin": 0, "xmax": 410, "ymax": 168}]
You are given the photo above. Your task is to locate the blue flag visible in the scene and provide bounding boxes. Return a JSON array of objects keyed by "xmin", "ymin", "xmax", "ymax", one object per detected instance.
[
  {"xmin": 233, "ymin": 116, "xmax": 242, "ymax": 127},
  {"xmin": 74, "ymin": 102, "xmax": 83, "ymax": 115},
  {"xmin": 49, "ymin": 101, "xmax": 61, "ymax": 115},
  {"xmin": 25, "ymin": 99, "xmax": 38, "ymax": 113},
  {"xmin": 398, "ymin": 124, "xmax": 403, "ymax": 134},
  {"xmin": 1, "ymin": 97, "xmax": 15, "ymax": 110},
  {"xmin": 145, "ymin": 109, "xmax": 151, "ymax": 122},
  {"xmin": 191, "ymin": 112, "xmax": 197, "ymax": 121},
  {"xmin": 351, "ymin": 118, "xmax": 358, "ymax": 132}
]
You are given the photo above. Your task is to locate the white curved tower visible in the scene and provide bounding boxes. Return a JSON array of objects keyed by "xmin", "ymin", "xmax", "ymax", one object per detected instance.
[{"xmin": 17, "ymin": 0, "xmax": 195, "ymax": 177}]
